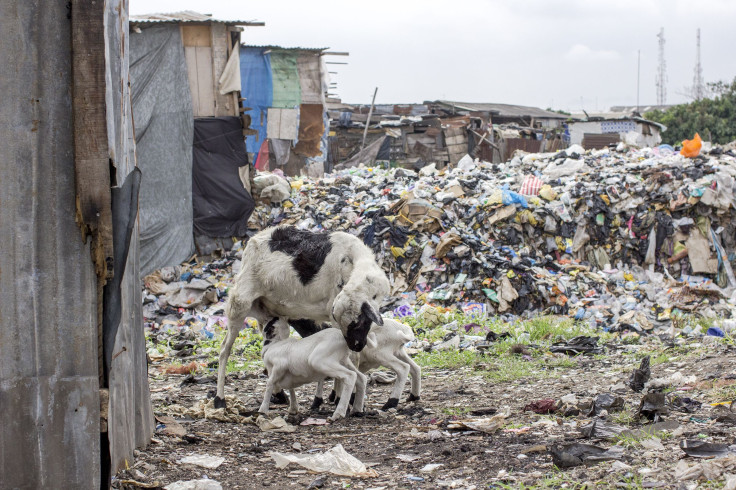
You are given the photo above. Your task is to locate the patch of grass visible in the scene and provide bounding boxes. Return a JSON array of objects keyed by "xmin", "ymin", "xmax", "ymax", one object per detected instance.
[
  {"xmin": 441, "ymin": 406, "xmax": 472, "ymax": 417},
  {"xmin": 521, "ymin": 316, "xmax": 590, "ymax": 342},
  {"xmin": 541, "ymin": 355, "xmax": 579, "ymax": 369},
  {"xmin": 611, "ymin": 409, "xmax": 636, "ymax": 425},
  {"xmin": 497, "ymin": 470, "xmax": 595, "ymax": 489},
  {"xmin": 482, "ymin": 356, "xmax": 540, "ymax": 383},
  {"xmin": 414, "ymin": 349, "xmax": 481, "ymax": 369},
  {"xmin": 711, "ymin": 383, "xmax": 736, "ymax": 404}
]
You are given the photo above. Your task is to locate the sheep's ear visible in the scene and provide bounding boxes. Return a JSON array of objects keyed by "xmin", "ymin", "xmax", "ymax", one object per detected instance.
[{"xmin": 361, "ymin": 302, "xmax": 383, "ymax": 326}]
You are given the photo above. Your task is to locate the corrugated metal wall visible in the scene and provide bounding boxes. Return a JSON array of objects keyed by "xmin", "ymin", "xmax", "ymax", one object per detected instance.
[
  {"xmin": 0, "ymin": 1, "xmax": 153, "ymax": 487},
  {"xmin": 104, "ymin": 0, "xmax": 155, "ymax": 475},
  {"xmin": 0, "ymin": 2, "xmax": 101, "ymax": 488}
]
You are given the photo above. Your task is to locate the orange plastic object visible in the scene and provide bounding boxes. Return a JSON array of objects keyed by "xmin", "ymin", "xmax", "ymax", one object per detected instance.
[{"xmin": 680, "ymin": 133, "xmax": 702, "ymax": 158}]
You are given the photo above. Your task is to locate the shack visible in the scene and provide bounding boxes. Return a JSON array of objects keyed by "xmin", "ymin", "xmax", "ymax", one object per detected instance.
[
  {"xmin": 129, "ymin": 12, "xmax": 264, "ymax": 269},
  {"xmin": 240, "ymin": 45, "xmax": 334, "ymax": 177},
  {"xmin": 567, "ymin": 113, "xmax": 666, "ymax": 149}
]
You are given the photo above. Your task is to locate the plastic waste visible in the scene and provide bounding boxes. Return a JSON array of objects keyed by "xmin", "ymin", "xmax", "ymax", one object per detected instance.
[
  {"xmin": 627, "ymin": 355, "xmax": 651, "ymax": 392},
  {"xmin": 165, "ymin": 480, "xmax": 223, "ymax": 490},
  {"xmin": 680, "ymin": 133, "xmax": 702, "ymax": 158},
  {"xmin": 178, "ymin": 454, "xmax": 225, "ymax": 469},
  {"xmin": 270, "ymin": 444, "xmax": 378, "ymax": 477},
  {"xmin": 550, "ymin": 443, "xmax": 624, "ymax": 468}
]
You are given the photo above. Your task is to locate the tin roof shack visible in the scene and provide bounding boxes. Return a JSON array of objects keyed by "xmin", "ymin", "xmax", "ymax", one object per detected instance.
[
  {"xmin": 328, "ymin": 103, "xmax": 480, "ymax": 170},
  {"xmin": 567, "ymin": 114, "xmax": 666, "ymax": 149},
  {"xmin": 429, "ymin": 100, "xmax": 570, "ymax": 162},
  {"xmin": 240, "ymin": 45, "xmax": 334, "ymax": 178},
  {"xmin": 1, "ymin": 1, "xmax": 152, "ymax": 487},
  {"xmin": 129, "ymin": 12, "xmax": 263, "ymax": 267}
]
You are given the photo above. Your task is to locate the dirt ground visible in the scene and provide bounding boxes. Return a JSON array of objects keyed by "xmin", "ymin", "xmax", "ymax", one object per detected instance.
[{"xmin": 114, "ymin": 328, "xmax": 736, "ymax": 490}]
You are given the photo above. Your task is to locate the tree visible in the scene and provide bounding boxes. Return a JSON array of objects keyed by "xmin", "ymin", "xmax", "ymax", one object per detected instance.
[{"xmin": 644, "ymin": 78, "xmax": 736, "ymax": 146}]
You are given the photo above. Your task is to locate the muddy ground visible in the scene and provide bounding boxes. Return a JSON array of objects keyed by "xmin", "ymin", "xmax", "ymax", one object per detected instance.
[{"xmin": 114, "ymin": 327, "xmax": 736, "ymax": 490}]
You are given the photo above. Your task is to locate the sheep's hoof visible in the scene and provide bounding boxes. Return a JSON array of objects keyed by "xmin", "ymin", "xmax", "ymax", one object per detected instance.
[
  {"xmin": 381, "ymin": 398, "xmax": 399, "ymax": 411},
  {"xmin": 310, "ymin": 396, "xmax": 324, "ymax": 410},
  {"xmin": 350, "ymin": 411, "xmax": 365, "ymax": 418},
  {"xmin": 213, "ymin": 396, "xmax": 227, "ymax": 409},
  {"xmin": 407, "ymin": 394, "xmax": 421, "ymax": 402},
  {"xmin": 328, "ymin": 390, "xmax": 337, "ymax": 403},
  {"xmin": 270, "ymin": 391, "xmax": 289, "ymax": 405},
  {"xmin": 328, "ymin": 414, "xmax": 345, "ymax": 422}
]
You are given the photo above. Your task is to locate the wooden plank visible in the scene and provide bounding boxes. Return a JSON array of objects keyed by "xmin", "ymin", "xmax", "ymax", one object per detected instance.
[
  {"xmin": 71, "ymin": 0, "xmax": 113, "ymax": 281},
  {"xmin": 181, "ymin": 25, "xmax": 211, "ymax": 47},
  {"xmin": 184, "ymin": 47, "xmax": 200, "ymax": 116},
  {"xmin": 194, "ymin": 46, "xmax": 215, "ymax": 116}
]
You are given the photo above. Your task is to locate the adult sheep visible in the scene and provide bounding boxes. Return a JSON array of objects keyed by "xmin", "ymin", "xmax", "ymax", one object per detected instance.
[{"xmin": 215, "ymin": 225, "xmax": 390, "ymax": 408}]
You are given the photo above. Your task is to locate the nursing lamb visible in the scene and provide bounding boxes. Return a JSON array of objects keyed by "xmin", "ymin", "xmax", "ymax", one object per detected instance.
[
  {"xmin": 215, "ymin": 225, "xmax": 390, "ymax": 408},
  {"xmin": 258, "ymin": 317, "xmax": 368, "ymax": 421},
  {"xmin": 313, "ymin": 318, "xmax": 421, "ymax": 411}
]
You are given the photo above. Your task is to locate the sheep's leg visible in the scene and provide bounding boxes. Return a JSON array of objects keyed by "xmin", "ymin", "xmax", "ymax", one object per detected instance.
[
  {"xmin": 215, "ymin": 322, "xmax": 245, "ymax": 409},
  {"xmin": 379, "ymin": 357, "xmax": 410, "ymax": 410},
  {"xmin": 331, "ymin": 379, "xmax": 341, "ymax": 405},
  {"xmin": 397, "ymin": 349, "xmax": 422, "ymax": 401},
  {"xmin": 328, "ymin": 366, "xmax": 357, "ymax": 421},
  {"xmin": 311, "ymin": 380, "xmax": 325, "ymax": 410},
  {"xmin": 259, "ymin": 378, "xmax": 276, "ymax": 414},
  {"xmin": 346, "ymin": 357, "xmax": 367, "ymax": 414},
  {"xmin": 288, "ymin": 388, "xmax": 299, "ymax": 415}
]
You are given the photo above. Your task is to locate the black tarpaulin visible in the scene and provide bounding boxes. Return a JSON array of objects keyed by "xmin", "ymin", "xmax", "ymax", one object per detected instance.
[{"xmin": 192, "ymin": 117, "xmax": 255, "ymax": 237}]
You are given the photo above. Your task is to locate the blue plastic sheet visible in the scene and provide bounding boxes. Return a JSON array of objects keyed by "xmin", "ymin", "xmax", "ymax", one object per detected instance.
[
  {"xmin": 240, "ymin": 47, "xmax": 273, "ymax": 154},
  {"xmin": 501, "ymin": 185, "xmax": 529, "ymax": 208}
]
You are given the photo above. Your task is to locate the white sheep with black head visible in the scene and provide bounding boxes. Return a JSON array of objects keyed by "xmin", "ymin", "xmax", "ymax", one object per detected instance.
[{"xmin": 215, "ymin": 225, "xmax": 390, "ymax": 408}]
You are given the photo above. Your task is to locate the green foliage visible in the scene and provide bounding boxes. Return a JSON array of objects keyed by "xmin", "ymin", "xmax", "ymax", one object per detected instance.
[{"xmin": 645, "ymin": 78, "xmax": 736, "ymax": 145}]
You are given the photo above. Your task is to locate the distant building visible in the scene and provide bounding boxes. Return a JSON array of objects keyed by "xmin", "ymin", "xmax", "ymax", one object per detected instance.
[{"xmin": 567, "ymin": 113, "xmax": 666, "ymax": 149}]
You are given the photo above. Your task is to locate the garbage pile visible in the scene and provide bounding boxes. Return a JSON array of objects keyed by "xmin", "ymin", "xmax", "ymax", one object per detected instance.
[{"xmin": 144, "ymin": 143, "xmax": 736, "ymax": 336}]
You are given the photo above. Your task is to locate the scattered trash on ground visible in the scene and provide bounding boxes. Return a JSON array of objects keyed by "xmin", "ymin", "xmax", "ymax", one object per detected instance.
[{"xmin": 270, "ymin": 444, "xmax": 378, "ymax": 477}]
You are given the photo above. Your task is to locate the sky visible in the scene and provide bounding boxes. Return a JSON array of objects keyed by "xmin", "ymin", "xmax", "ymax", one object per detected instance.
[{"xmin": 129, "ymin": 0, "xmax": 736, "ymax": 112}]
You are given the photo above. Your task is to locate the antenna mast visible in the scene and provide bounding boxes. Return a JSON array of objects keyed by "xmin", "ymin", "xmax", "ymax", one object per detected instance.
[
  {"xmin": 656, "ymin": 28, "xmax": 667, "ymax": 105},
  {"xmin": 693, "ymin": 28, "xmax": 705, "ymax": 100}
]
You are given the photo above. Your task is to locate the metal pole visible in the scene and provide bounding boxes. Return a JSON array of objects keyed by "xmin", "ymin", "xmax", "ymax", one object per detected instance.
[
  {"xmin": 361, "ymin": 87, "xmax": 378, "ymax": 150},
  {"xmin": 636, "ymin": 50, "xmax": 640, "ymax": 112}
]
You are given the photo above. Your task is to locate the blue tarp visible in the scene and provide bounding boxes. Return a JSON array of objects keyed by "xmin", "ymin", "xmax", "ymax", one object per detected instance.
[{"xmin": 240, "ymin": 47, "xmax": 272, "ymax": 154}]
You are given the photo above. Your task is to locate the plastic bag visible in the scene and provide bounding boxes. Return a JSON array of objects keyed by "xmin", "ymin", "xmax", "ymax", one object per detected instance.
[
  {"xmin": 501, "ymin": 185, "xmax": 528, "ymax": 208},
  {"xmin": 270, "ymin": 444, "xmax": 378, "ymax": 477},
  {"xmin": 680, "ymin": 133, "xmax": 702, "ymax": 158}
]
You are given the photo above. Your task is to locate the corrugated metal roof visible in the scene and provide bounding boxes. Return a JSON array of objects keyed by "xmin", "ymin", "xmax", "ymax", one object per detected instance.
[
  {"xmin": 434, "ymin": 100, "xmax": 569, "ymax": 119},
  {"xmin": 131, "ymin": 10, "xmax": 260, "ymax": 25},
  {"xmin": 243, "ymin": 44, "xmax": 328, "ymax": 52}
]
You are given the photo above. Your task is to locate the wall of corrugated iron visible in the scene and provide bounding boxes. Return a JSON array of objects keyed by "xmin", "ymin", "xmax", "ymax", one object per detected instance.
[
  {"xmin": 0, "ymin": 1, "xmax": 153, "ymax": 486},
  {"xmin": 104, "ymin": 0, "xmax": 155, "ymax": 474},
  {"xmin": 0, "ymin": 1, "xmax": 101, "ymax": 488}
]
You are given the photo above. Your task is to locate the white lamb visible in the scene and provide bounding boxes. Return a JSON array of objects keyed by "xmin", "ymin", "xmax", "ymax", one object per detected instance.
[
  {"xmin": 258, "ymin": 318, "xmax": 368, "ymax": 421},
  {"xmin": 215, "ymin": 225, "xmax": 390, "ymax": 409},
  {"xmin": 313, "ymin": 318, "xmax": 421, "ymax": 411}
]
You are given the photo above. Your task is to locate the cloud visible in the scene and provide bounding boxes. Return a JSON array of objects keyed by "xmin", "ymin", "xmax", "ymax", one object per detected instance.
[{"xmin": 564, "ymin": 44, "xmax": 621, "ymax": 61}]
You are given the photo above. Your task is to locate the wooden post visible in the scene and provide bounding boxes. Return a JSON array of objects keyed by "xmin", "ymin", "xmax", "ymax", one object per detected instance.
[
  {"xmin": 71, "ymin": 0, "xmax": 114, "ymax": 282},
  {"xmin": 361, "ymin": 87, "xmax": 378, "ymax": 151}
]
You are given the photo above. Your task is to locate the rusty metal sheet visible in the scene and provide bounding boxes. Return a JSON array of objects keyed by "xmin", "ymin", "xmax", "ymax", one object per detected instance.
[
  {"xmin": 0, "ymin": 1, "xmax": 100, "ymax": 487},
  {"xmin": 104, "ymin": 0, "xmax": 155, "ymax": 475}
]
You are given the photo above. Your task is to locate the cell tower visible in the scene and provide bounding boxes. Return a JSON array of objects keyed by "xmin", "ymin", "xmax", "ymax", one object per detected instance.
[
  {"xmin": 656, "ymin": 28, "xmax": 667, "ymax": 105},
  {"xmin": 692, "ymin": 28, "xmax": 705, "ymax": 100}
]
